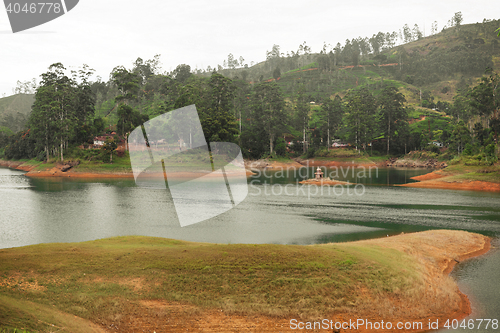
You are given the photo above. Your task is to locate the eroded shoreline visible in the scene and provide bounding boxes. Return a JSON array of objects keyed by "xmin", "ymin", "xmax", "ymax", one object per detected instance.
[
  {"xmin": 400, "ymin": 170, "xmax": 500, "ymax": 192},
  {"xmin": 2, "ymin": 158, "xmax": 499, "ymax": 193}
]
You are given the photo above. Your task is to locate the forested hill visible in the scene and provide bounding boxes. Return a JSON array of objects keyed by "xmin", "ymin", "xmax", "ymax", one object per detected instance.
[
  {"xmin": 0, "ymin": 93, "xmax": 33, "ymax": 134},
  {"xmin": 0, "ymin": 17, "xmax": 499, "ymax": 163},
  {"xmin": 1, "ymin": 18, "xmax": 499, "ymax": 133},
  {"xmin": 214, "ymin": 19, "xmax": 499, "ymax": 104}
]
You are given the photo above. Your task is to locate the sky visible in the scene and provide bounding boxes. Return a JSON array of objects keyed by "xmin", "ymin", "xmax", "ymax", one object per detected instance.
[{"xmin": 0, "ymin": 0, "xmax": 498, "ymax": 97}]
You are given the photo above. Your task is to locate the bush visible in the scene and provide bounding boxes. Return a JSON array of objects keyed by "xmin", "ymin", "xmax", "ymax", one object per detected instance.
[
  {"xmin": 462, "ymin": 143, "xmax": 475, "ymax": 156},
  {"xmin": 36, "ymin": 150, "xmax": 46, "ymax": 162},
  {"xmin": 274, "ymin": 138, "xmax": 287, "ymax": 157},
  {"xmin": 306, "ymin": 147, "xmax": 316, "ymax": 159},
  {"xmin": 484, "ymin": 143, "xmax": 498, "ymax": 164},
  {"xmin": 429, "ymin": 144, "xmax": 441, "ymax": 155},
  {"xmin": 315, "ymin": 147, "xmax": 329, "ymax": 157}
]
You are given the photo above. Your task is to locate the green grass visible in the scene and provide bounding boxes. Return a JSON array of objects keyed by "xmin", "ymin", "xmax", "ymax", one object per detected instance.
[
  {"xmin": 311, "ymin": 148, "xmax": 381, "ymax": 163},
  {"xmin": 73, "ymin": 155, "xmax": 132, "ymax": 173},
  {"xmin": 0, "ymin": 294, "xmax": 101, "ymax": 333},
  {"xmin": 3, "ymin": 148, "xmax": 251, "ymax": 175},
  {"xmin": 438, "ymin": 163, "xmax": 500, "ymax": 183},
  {"xmin": 266, "ymin": 156, "xmax": 298, "ymax": 163},
  {"xmin": 0, "ymin": 236, "xmax": 422, "ymax": 330}
]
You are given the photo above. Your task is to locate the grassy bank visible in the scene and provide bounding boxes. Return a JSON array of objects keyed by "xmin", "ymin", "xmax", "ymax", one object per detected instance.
[
  {"xmin": 436, "ymin": 161, "xmax": 500, "ymax": 183},
  {"xmin": 0, "ymin": 155, "xmax": 132, "ymax": 175},
  {"xmin": 0, "ymin": 230, "xmax": 489, "ymax": 332},
  {"xmin": 300, "ymin": 148, "xmax": 386, "ymax": 165}
]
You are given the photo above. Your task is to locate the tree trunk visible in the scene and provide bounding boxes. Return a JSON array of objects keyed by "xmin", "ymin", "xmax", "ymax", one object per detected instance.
[
  {"xmin": 327, "ymin": 118, "xmax": 330, "ymax": 148},
  {"xmin": 270, "ymin": 134, "xmax": 274, "ymax": 154},
  {"xmin": 303, "ymin": 126, "xmax": 306, "ymax": 153},
  {"xmin": 387, "ymin": 114, "xmax": 391, "ymax": 155}
]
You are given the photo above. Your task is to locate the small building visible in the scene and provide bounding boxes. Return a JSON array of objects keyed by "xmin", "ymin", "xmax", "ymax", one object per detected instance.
[{"xmin": 93, "ymin": 134, "xmax": 115, "ymax": 148}]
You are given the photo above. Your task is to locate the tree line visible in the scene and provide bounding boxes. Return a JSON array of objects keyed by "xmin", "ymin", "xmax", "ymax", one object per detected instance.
[{"xmin": 1, "ymin": 58, "xmax": 498, "ymax": 165}]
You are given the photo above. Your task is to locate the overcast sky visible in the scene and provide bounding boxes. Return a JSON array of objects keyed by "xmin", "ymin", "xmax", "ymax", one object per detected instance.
[{"xmin": 0, "ymin": 0, "xmax": 497, "ymax": 97}]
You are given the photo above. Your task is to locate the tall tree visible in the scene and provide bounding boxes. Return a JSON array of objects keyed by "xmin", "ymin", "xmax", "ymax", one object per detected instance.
[
  {"xmin": 29, "ymin": 63, "xmax": 95, "ymax": 162},
  {"xmin": 469, "ymin": 71, "xmax": 500, "ymax": 143},
  {"xmin": 319, "ymin": 95, "xmax": 343, "ymax": 148},
  {"xmin": 251, "ymin": 82, "xmax": 286, "ymax": 155},
  {"xmin": 204, "ymin": 73, "xmax": 238, "ymax": 143},
  {"xmin": 111, "ymin": 66, "xmax": 143, "ymax": 136},
  {"xmin": 295, "ymin": 85, "xmax": 310, "ymax": 153},
  {"xmin": 30, "ymin": 63, "xmax": 76, "ymax": 162},
  {"xmin": 172, "ymin": 64, "xmax": 192, "ymax": 84},
  {"xmin": 378, "ymin": 86, "xmax": 407, "ymax": 155},
  {"xmin": 344, "ymin": 87, "xmax": 377, "ymax": 151}
]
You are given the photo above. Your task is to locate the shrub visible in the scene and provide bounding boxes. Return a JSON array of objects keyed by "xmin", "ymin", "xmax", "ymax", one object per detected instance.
[
  {"xmin": 484, "ymin": 143, "xmax": 498, "ymax": 164},
  {"xmin": 429, "ymin": 144, "xmax": 441, "ymax": 155},
  {"xmin": 274, "ymin": 138, "xmax": 287, "ymax": 157},
  {"xmin": 306, "ymin": 147, "xmax": 316, "ymax": 159},
  {"xmin": 315, "ymin": 147, "xmax": 329, "ymax": 157}
]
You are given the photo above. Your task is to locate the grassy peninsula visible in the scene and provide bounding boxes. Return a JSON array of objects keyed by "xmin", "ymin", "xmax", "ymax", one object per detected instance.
[{"xmin": 0, "ymin": 230, "xmax": 489, "ymax": 332}]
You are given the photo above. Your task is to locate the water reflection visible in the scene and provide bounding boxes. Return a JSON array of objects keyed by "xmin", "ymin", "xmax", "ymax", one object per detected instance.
[{"xmin": 249, "ymin": 166, "xmax": 432, "ymax": 185}]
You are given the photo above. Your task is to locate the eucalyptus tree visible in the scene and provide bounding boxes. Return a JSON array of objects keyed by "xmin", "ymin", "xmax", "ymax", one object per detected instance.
[
  {"xmin": 251, "ymin": 82, "xmax": 286, "ymax": 155},
  {"xmin": 172, "ymin": 64, "xmax": 192, "ymax": 84},
  {"xmin": 71, "ymin": 64, "xmax": 96, "ymax": 144},
  {"xmin": 319, "ymin": 94, "xmax": 343, "ymax": 148},
  {"xmin": 111, "ymin": 66, "xmax": 144, "ymax": 136},
  {"xmin": 29, "ymin": 63, "xmax": 83, "ymax": 162},
  {"xmin": 205, "ymin": 73, "xmax": 238, "ymax": 143},
  {"xmin": 29, "ymin": 63, "xmax": 96, "ymax": 161},
  {"xmin": 378, "ymin": 86, "xmax": 407, "ymax": 155},
  {"xmin": 344, "ymin": 87, "xmax": 377, "ymax": 151},
  {"xmin": 469, "ymin": 71, "xmax": 500, "ymax": 143},
  {"xmin": 295, "ymin": 85, "xmax": 310, "ymax": 153}
]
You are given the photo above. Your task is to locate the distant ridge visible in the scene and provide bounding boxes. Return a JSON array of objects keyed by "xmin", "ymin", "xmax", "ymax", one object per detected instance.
[{"xmin": 0, "ymin": 94, "xmax": 34, "ymax": 132}]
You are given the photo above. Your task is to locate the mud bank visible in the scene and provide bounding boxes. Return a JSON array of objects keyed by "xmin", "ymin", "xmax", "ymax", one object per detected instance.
[
  {"xmin": 401, "ymin": 178, "xmax": 500, "ymax": 192},
  {"xmin": 1, "ymin": 159, "xmax": 255, "ymax": 178},
  {"xmin": 401, "ymin": 170, "xmax": 500, "ymax": 192}
]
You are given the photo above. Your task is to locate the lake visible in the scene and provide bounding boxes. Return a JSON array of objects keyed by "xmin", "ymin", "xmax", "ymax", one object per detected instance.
[{"xmin": 0, "ymin": 165, "xmax": 499, "ymax": 330}]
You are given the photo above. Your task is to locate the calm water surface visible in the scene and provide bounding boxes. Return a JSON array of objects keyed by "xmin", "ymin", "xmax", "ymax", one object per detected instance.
[{"xmin": 0, "ymin": 166, "xmax": 499, "ymax": 329}]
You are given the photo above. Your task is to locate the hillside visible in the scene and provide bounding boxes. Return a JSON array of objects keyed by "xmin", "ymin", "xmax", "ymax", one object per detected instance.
[
  {"xmin": 1, "ymin": 19, "xmax": 498, "ymax": 145},
  {"xmin": 216, "ymin": 20, "xmax": 499, "ymax": 105},
  {"xmin": 0, "ymin": 93, "xmax": 34, "ymax": 133}
]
